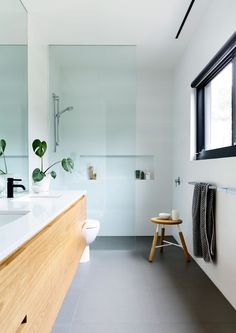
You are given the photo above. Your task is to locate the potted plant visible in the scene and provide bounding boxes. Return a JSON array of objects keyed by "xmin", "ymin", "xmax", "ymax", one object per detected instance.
[
  {"xmin": 0, "ymin": 139, "xmax": 8, "ymax": 194},
  {"xmin": 32, "ymin": 139, "xmax": 74, "ymax": 193}
]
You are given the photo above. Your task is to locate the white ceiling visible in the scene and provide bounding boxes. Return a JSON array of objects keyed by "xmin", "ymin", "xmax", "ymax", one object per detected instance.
[
  {"xmin": 0, "ymin": 0, "xmax": 27, "ymax": 44},
  {"xmin": 22, "ymin": 0, "xmax": 211, "ymax": 69}
]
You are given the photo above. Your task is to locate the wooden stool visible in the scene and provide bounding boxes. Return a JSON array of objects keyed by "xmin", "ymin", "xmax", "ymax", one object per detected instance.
[{"xmin": 148, "ymin": 217, "xmax": 191, "ymax": 262}]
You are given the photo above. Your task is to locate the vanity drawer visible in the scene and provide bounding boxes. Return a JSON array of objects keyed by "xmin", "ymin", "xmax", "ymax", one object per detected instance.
[
  {"xmin": 0, "ymin": 251, "xmax": 29, "ymax": 333},
  {"xmin": 0, "ymin": 217, "xmax": 53, "ymax": 333},
  {"xmin": 0, "ymin": 195, "xmax": 86, "ymax": 333},
  {"xmin": 74, "ymin": 195, "xmax": 87, "ymax": 226},
  {"xmin": 49, "ymin": 198, "xmax": 86, "ymax": 327},
  {"xmin": 17, "ymin": 224, "xmax": 53, "ymax": 333},
  {"xmin": 18, "ymin": 196, "xmax": 86, "ymax": 333}
]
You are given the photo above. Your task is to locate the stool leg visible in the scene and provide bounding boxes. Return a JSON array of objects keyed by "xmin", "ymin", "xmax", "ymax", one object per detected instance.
[
  {"xmin": 177, "ymin": 225, "xmax": 191, "ymax": 262},
  {"xmin": 160, "ymin": 226, "xmax": 165, "ymax": 253},
  {"xmin": 149, "ymin": 225, "xmax": 159, "ymax": 262}
]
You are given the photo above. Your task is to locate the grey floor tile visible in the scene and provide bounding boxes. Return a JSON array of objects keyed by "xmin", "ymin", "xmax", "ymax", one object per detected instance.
[
  {"xmin": 70, "ymin": 322, "xmax": 152, "ymax": 333},
  {"xmin": 70, "ymin": 322, "xmax": 236, "ymax": 333},
  {"xmin": 145, "ymin": 286, "xmax": 236, "ymax": 323},
  {"xmin": 51, "ymin": 324, "xmax": 71, "ymax": 333},
  {"xmin": 54, "ymin": 286, "xmax": 80, "ymax": 325},
  {"xmin": 91, "ymin": 236, "xmax": 136, "ymax": 250},
  {"xmin": 52, "ymin": 237, "xmax": 236, "ymax": 332},
  {"xmin": 73, "ymin": 287, "xmax": 160, "ymax": 324}
]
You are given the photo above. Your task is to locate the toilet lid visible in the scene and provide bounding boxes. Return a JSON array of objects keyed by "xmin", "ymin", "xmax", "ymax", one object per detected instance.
[{"xmin": 85, "ymin": 219, "xmax": 100, "ymax": 229}]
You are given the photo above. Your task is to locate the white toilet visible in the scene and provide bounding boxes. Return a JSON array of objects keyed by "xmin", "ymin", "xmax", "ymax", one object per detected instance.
[{"xmin": 80, "ymin": 219, "xmax": 100, "ymax": 263}]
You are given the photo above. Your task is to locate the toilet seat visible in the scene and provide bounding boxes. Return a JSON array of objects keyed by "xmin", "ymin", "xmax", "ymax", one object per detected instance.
[
  {"xmin": 85, "ymin": 219, "xmax": 100, "ymax": 229},
  {"xmin": 80, "ymin": 219, "xmax": 100, "ymax": 263}
]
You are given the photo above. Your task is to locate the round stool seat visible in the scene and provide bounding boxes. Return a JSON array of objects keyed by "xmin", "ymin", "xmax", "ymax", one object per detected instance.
[
  {"xmin": 148, "ymin": 216, "xmax": 191, "ymax": 263},
  {"xmin": 150, "ymin": 217, "xmax": 182, "ymax": 225}
]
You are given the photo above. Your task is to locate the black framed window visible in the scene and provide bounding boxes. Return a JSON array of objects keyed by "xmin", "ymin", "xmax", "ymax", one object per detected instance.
[{"xmin": 192, "ymin": 32, "xmax": 236, "ymax": 160}]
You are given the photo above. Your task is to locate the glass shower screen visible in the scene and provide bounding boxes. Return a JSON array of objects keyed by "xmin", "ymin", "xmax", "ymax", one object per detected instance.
[{"xmin": 49, "ymin": 45, "xmax": 136, "ymax": 249}]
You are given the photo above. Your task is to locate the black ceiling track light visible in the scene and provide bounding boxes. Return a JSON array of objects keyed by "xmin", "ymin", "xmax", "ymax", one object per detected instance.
[{"xmin": 175, "ymin": 0, "xmax": 196, "ymax": 39}]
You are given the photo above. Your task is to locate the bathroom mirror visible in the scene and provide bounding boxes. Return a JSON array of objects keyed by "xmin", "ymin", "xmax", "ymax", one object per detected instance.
[{"xmin": 0, "ymin": 0, "xmax": 28, "ymax": 187}]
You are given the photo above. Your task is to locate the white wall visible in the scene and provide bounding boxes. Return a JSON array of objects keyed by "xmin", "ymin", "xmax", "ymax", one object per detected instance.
[
  {"xmin": 23, "ymin": 0, "xmax": 236, "ymax": 311},
  {"xmin": 0, "ymin": 46, "xmax": 27, "ymax": 156},
  {"xmin": 0, "ymin": 0, "xmax": 27, "ymax": 44},
  {"xmin": 27, "ymin": 13, "xmax": 49, "ymax": 183},
  {"xmin": 0, "ymin": 0, "xmax": 28, "ymax": 187},
  {"xmin": 47, "ymin": 46, "xmax": 174, "ymax": 236},
  {"xmin": 25, "ymin": 9, "xmax": 174, "ymax": 235},
  {"xmin": 172, "ymin": 0, "xmax": 236, "ymax": 309},
  {"xmin": 136, "ymin": 62, "xmax": 173, "ymax": 235},
  {"xmin": 49, "ymin": 45, "xmax": 137, "ymax": 236},
  {"xmin": 0, "ymin": 46, "xmax": 28, "ymax": 186}
]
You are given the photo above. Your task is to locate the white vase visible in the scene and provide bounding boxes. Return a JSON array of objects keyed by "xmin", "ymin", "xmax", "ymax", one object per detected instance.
[
  {"xmin": 0, "ymin": 174, "xmax": 6, "ymax": 195},
  {"xmin": 0, "ymin": 174, "xmax": 14, "ymax": 196},
  {"xmin": 31, "ymin": 175, "xmax": 51, "ymax": 193}
]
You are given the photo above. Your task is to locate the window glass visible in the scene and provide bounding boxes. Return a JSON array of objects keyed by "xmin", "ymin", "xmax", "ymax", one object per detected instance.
[{"xmin": 204, "ymin": 62, "xmax": 232, "ymax": 150}]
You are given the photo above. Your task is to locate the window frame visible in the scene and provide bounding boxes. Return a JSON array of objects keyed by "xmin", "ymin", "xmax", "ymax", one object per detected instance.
[{"xmin": 192, "ymin": 32, "xmax": 236, "ymax": 160}]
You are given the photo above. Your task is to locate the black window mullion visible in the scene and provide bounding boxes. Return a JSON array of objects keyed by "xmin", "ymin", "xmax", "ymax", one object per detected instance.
[
  {"xmin": 232, "ymin": 54, "xmax": 236, "ymax": 146},
  {"xmin": 196, "ymin": 87, "xmax": 205, "ymax": 158},
  {"xmin": 191, "ymin": 32, "xmax": 236, "ymax": 88},
  {"xmin": 194, "ymin": 32, "xmax": 236, "ymax": 160},
  {"xmin": 200, "ymin": 55, "xmax": 233, "ymax": 88}
]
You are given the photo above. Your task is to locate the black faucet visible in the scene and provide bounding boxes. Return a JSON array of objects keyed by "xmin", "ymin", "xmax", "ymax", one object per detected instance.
[{"xmin": 7, "ymin": 178, "xmax": 26, "ymax": 198}]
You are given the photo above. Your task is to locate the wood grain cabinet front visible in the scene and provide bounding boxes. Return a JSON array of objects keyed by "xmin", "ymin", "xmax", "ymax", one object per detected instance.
[{"xmin": 0, "ymin": 195, "xmax": 86, "ymax": 333}]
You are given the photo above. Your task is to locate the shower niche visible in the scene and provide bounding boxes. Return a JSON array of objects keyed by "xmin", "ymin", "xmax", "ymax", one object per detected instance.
[
  {"xmin": 49, "ymin": 45, "xmax": 137, "ymax": 244},
  {"xmin": 78, "ymin": 155, "xmax": 155, "ymax": 181}
]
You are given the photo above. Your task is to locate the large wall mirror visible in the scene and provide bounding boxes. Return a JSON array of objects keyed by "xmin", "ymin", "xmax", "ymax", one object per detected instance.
[{"xmin": 0, "ymin": 0, "xmax": 28, "ymax": 190}]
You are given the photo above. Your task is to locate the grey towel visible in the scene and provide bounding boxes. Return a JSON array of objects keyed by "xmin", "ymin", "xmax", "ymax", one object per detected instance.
[
  {"xmin": 192, "ymin": 183, "xmax": 216, "ymax": 262},
  {"xmin": 192, "ymin": 183, "xmax": 203, "ymax": 257}
]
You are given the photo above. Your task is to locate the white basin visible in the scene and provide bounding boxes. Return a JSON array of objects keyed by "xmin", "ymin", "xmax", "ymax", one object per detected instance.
[
  {"xmin": 14, "ymin": 194, "xmax": 62, "ymax": 201},
  {"xmin": 0, "ymin": 210, "xmax": 30, "ymax": 227}
]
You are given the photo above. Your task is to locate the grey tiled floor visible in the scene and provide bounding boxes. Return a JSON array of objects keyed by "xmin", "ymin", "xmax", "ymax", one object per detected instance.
[{"xmin": 52, "ymin": 237, "xmax": 236, "ymax": 333}]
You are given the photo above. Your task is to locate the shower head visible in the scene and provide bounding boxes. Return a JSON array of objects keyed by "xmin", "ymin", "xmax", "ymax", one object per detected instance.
[{"xmin": 58, "ymin": 106, "xmax": 74, "ymax": 117}]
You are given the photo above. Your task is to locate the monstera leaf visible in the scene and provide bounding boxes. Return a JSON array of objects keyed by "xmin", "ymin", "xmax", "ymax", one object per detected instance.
[
  {"xmin": 31, "ymin": 138, "xmax": 74, "ymax": 183},
  {"xmin": 0, "ymin": 139, "xmax": 6, "ymax": 157},
  {"xmin": 32, "ymin": 139, "xmax": 47, "ymax": 158},
  {"xmin": 32, "ymin": 168, "xmax": 45, "ymax": 182},
  {"xmin": 62, "ymin": 158, "xmax": 74, "ymax": 173}
]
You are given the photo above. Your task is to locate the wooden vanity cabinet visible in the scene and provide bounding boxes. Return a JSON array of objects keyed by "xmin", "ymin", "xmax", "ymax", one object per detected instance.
[{"xmin": 0, "ymin": 195, "xmax": 86, "ymax": 333}]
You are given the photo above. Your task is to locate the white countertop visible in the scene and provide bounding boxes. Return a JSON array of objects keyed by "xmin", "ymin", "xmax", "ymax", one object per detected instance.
[{"xmin": 0, "ymin": 191, "xmax": 86, "ymax": 263}]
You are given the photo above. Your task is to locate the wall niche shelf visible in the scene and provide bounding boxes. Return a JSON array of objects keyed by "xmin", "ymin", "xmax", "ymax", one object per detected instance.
[{"xmin": 79, "ymin": 154, "xmax": 155, "ymax": 181}]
